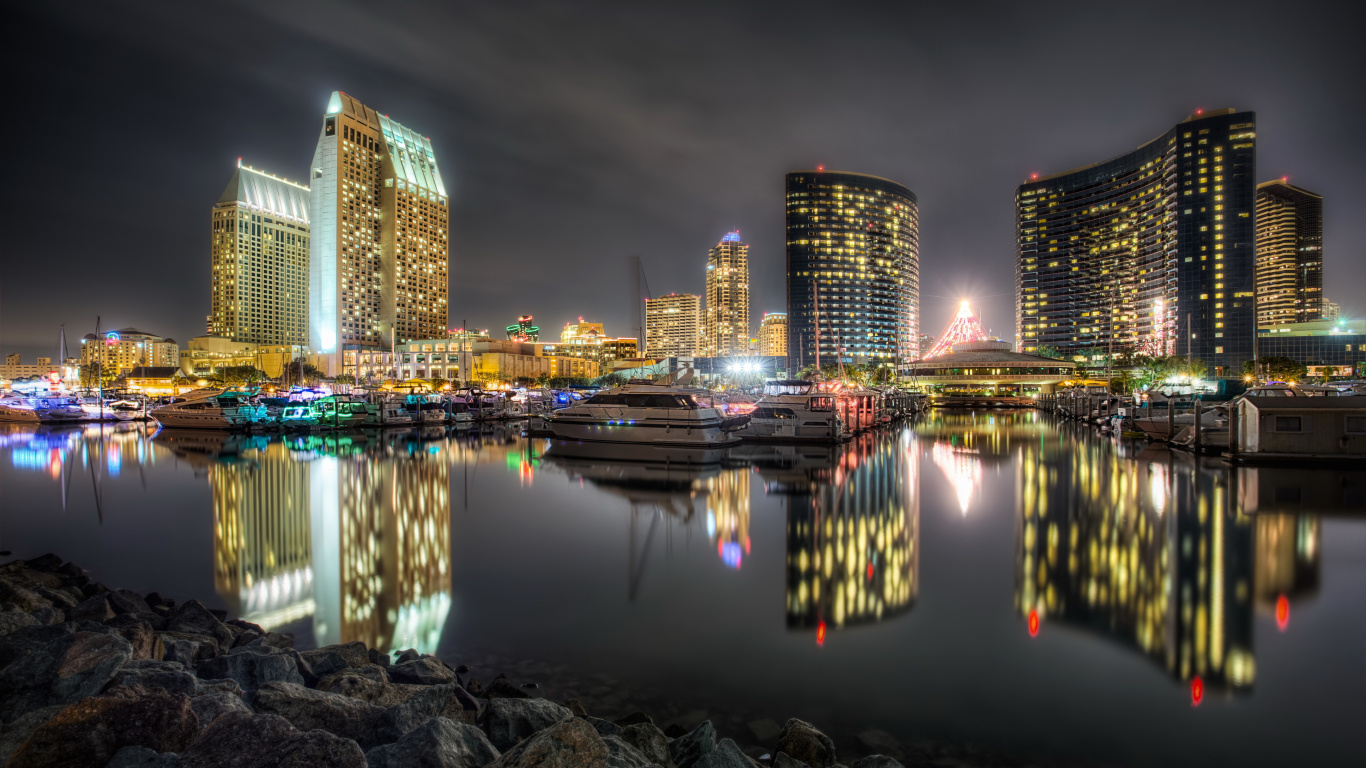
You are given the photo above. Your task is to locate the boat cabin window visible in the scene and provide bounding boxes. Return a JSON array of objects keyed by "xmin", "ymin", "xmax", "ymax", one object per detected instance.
[
  {"xmin": 1272, "ymin": 416, "xmax": 1304, "ymax": 432},
  {"xmin": 755, "ymin": 407, "xmax": 797, "ymax": 419},
  {"xmin": 809, "ymin": 396, "xmax": 834, "ymax": 412},
  {"xmin": 626, "ymin": 394, "xmax": 691, "ymax": 408},
  {"xmin": 764, "ymin": 382, "xmax": 814, "ymax": 396},
  {"xmin": 1346, "ymin": 416, "xmax": 1366, "ymax": 434}
]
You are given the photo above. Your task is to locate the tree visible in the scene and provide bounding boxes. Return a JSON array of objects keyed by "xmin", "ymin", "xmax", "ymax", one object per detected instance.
[
  {"xmin": 333, "ymin": 373, "xmax": 358, "ymax": 388},
  {"xmin": 532, "ymin": 373, "xmax": 551, "ymax": 388},
  {"xmin": 217, "ymin": 365, "xmax": 267, "ymax": 387},
  {"xmin": 1035, "ymin": 345, "xmax": 1063, "ymax": 360},
  {"xmin": 1242, "ymin": 356, "xmax": 1306, "ymax": 383},
  {"xmin": 595, "ymin": 373, "xmax": 627, "ymax": 387},
  {"xmin": 282, "ymin": 358, "xmax": 323, "ymax": 386},
  {"xmin": 428, "ymin": 376, "xmax": 448, "ymax": 391}
]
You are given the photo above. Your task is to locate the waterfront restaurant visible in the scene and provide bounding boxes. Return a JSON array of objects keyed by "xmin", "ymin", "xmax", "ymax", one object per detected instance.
[{"xmin": 907, "ymin": 340, "xmax": 1076, "ymax": 395}]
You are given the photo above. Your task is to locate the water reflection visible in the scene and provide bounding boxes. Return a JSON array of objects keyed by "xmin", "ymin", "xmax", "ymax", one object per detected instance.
[{"xmin": 156, "ymin": 428, "xmax": 453, "ymax": 656}]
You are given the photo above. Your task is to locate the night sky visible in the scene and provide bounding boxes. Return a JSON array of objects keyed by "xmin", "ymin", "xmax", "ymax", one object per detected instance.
[{"xmin": 2, "ymin": 1, "xmax": 1362, "ymax": 360}]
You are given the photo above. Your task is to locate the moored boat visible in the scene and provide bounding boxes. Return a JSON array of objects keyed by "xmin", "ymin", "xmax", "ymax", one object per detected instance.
[
  {"xmin": 548, "ymin": 383, "xmax": 748, "ymax": 447},
  {"xmin": 149, "ymin": 389, "xmax": 266, "ymax": 430},
  {"xmin": 733, "ymin": 380, "xmax": 848, "ymax": 444}
]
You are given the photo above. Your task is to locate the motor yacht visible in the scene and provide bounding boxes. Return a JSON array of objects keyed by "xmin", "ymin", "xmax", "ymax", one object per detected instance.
[
  {"xmin": 0, "ymin": 393, "xmax": 87, "ymax": 424},
  {"xmin": 149, "ymin": 389, "xmax": 267, "ymax": 430},
  {"xmin": 733, "ymin": 380, "xmax": 848, "ymax": 443},
  {"xmin": 549, "ymin": 383, "xmax": 749, "ymax": 447},
  {"xmin": 280, "ymin": 395, "xmax": 369, "ymax": 431},
  {"xmin": 363, "ymin": 396, "xmax": 414, "ymax": 427}
]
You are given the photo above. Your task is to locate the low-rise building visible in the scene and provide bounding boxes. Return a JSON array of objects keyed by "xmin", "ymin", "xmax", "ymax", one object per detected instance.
[
  {"xmin": 80, "ymin": 329, "xmax": 179, "ymax": 376},
  {"xmin": 906, "ymin": 340, "xmax": 1076, "ymax": 395},
  {"xmin": 1257, "ymin": 318, "xmax": 1365, "ymax": 376},
  {"xmin": 1, "ymin": 355, "xmax": 57, "ymax": 381},
  {"xmin": 380, "ymin": 337, "xmax": 600, "ymax": 383},
  {"xmin": 180, "ymin": 336, "xmax": 306, "ymax": 379},
  {"xmin": 125, "ymin": 366, "xmax": 185, "ymax": 396}
]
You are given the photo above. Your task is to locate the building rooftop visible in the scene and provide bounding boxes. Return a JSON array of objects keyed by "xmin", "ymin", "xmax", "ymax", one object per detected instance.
[{"xmin": 219, "ymin": 164, "xmax": 311, "ymax": 223}]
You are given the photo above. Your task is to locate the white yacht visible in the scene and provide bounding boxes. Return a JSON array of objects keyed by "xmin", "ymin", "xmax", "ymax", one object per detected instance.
[
  {"xmin": 149, "ymin": 389, "xmax": 266, "ymax": 430},
  {"xmin": 548, "ymin": 383, "xmax": 749, "ymax": 447},
  {"xmin": 0, "ymin": 393, "xmax": 87, "ymax": 424},
  {"xmin": 363, "ymin": 397, "xmax": 414, "ymax": 427},
  {"xmin": 733, "ymin": 380, "xmax": 848, "ymax": 443}
]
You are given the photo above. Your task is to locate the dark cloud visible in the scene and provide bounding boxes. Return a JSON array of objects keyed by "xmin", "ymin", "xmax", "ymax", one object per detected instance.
[{"xmin": 2, "ymin": 0, "xmax": 1361, "ymax": 357}]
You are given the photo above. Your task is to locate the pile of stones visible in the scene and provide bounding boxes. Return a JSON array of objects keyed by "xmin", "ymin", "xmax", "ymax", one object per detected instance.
[{"xmin": 0, "ymin": 554, "xmax": 904, "ymax": 768}]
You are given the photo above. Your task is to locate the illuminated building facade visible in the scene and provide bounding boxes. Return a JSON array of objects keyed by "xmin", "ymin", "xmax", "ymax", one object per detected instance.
[
  {"xmin": 179, "ymin": 336, "xmax": 306, "ymax": 380},
  {"xmin": 1015, "ymin": 437, "xmax": 1256, "ymax": 693},
  {"xmin": 1255, "ymin": 180, "xmax": 1323, "ymax": 326},
  {"xmin": 785, "ymin": 170, "xmax": 919, "ymax": 372},
  {"xmin": 1016, "ymin": 109, "xmax": 1257, "ymax": 376},
  {"xmin": 704, "ymin": 232, "xmax": 751, "ymax": 357},
  {"xmin": 645, "ymin": 293, "xmax": 701, "ymax": 358},
  {"xmin": 757, "ymin": 312, "xmax": 788, "ymax": 358},
  {"xmin": 1256, "ymin": 318, "xmax": 1365, "ymax": 372},
  {"xmin": 309, "ymin": 91, "xmax": 450, "ymax": 376},
  {"xmin": 210, "ymin": 163, "xmax": 310, "ymax": 346},
  {"xmin": 506, "ymin": 316, "xmax": 539, "ymax": 342},
  {"xmin": 907, "ymin": 340, "xmax": 1076, "ymax": 395},
  {"xmin": 80, "ymin": 329, "xmax": 179, "ymax": 376},
  {"xmin": 785, "ymin": 432, "xmax": 918, "ymax": 635}
]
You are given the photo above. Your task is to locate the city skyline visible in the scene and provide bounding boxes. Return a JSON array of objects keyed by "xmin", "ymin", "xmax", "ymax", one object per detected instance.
[{"xmin": 2, "ymin": 3, "xmax": 1363, "ymax": 363}]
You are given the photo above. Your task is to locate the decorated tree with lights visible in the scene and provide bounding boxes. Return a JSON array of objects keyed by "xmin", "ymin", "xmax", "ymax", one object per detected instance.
[{"xmin": 924, "ymin": 301, "xmax": 990, "ymax": 358}]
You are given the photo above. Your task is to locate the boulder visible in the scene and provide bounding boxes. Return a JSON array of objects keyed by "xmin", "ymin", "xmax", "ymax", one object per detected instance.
[
  {"xmin": 480, "ymin": 676, "xmax": 529, "ymax": 699},
  {"xmin": 485, "ymin": 718, "xmax": 613, "ymax": 768},
  {"xmin": 670, "ymin": 720, "xmax": 719, "ymax": 768},
  {"xmin": 774, "ymin": 754, "xmax": 808, "ymax": 768},
  {"xmin": 365, "ymin": 684, "xmax": 482, "ymax": 748},
  {"xmin": 615, "ymin": 711, "xmax": 655, "ymax": 727},
  {"xmin": 849, "ymin": 757, "xmax": 904, "ymax": 768},
  {"xmin": 602, "ymin": 735, "xmax": 660, "ymax": 768},
  {"xmin": 389, "ymin": 657, "xmax": 457, "ymax": 686},
  {"xmin": 158, "ymin": 632, "xmax": 220, "ymax": 666},
  {"xmin": 565, "ymin": 698, "xmax": 588, "ymax": 717},
  {"xmin": 28, "ymin": 607, "xmax": 64, "ymax": 625},
  {"xmin": 105, "ymin": 616, "xmax": 161, "ymax": 660},
  {"xmin": 0, "ymin": 626, "xmax": 134, "ymax": 722},
  {"xmin": 622, "ymin": 722, "xmax": 674, "ymax": 768},
  {"xmin": 196, "ymin": 647, "xmax": 304, "ymax": 695},
  {"xmin": 0, "ymin": 706, "xmax": 64, "ymax": 765},
  {"xmin": 165, "ymin": 600, "xmax": 232, "ymax": 649},
  {"xmin": 108, "ymin": 660, "xmax": 199, "ymax": 695},
  {"xmin": 189, "ymin": 691, "xmax": 253, "ymax": 733},
  {"xmin": 105, "ymin": 744, "xmax": 179, "ymax": 767},
  {"xmin": 0, "ymin": 581, "xmax": 51, "ymax": 613},
  {"xmin": 478, "ymin": 697, "xmax": 575, "ymax": 752},
  {"xmin": 107, "ymin": 589, "xmax": 155, "ymax": 617},
  {"xmin": 18, "ymin": 554, "xmax": 64, "ymax": 573},
  {"xmin": 585, "ymin": 716, "xmax": 624, "ymax": 737},
  {"xmin": 244, "ymin": 631, "xmax": 295, "ymax": 649},
  {"xmin": 396, "ymin": 649, "xmax": 421, "ymax": 663},
  {"xmin": 317, "ymin": 664, "xmax": 387, "ymax": 689},
  {"xmin": 252, "ymin": 681, "xmax": 384, "ymax": 742},
  {"xmin": 302, "ymin": 641, "xmax": 369, "ymax": 669},
  {"xmin": 369, "ymin": 648, "xmax": 391, "ymax": 666},
  {"xmin": 774, "ymin": 720, "xmax": 836, "ymax": 768},
  {"xmin": 0, "ymin": 610, "xmax": 40, "ymax": 637},
  {"xmin": 7, "ymin": 686, "xmax": 198, "ymax": 768},
  {"xmin": 177, "ymin": 712, "xmax": 366, "ymax": 768},
  {"xmin": 68, "ymin": 595, "xmax": 116, "ymax": 623},
  {"xmin": 365, "ymin": 717, "xmax": 501, "ymax": 768},
  {"xmin": 317, "ymin": 673, "xmax": 425, "ymax": 708},
  {"xmin": 694, "ymin": 738, "xmax": 757, "ymax": 768},
  {"xmin": 145, "ymin": 593, "xmax": 176, "ymax": 611}
]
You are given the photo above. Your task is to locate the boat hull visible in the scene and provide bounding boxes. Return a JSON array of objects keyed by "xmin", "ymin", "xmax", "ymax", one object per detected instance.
[{"xmin": 548, "ymin": 419, "xmax": 737, "ymax": 447}]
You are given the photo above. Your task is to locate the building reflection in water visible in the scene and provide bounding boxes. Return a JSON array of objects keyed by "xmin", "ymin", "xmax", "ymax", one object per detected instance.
[
  {"xmin": 1252, "ymin": 514, "xmax": 1320, "ymax": 632},
  {"xmin": 706, "ymin": 470, "xmax": 751, "ymax": 569},
  {"xmin": 1015, "ymin": 428, "xmax": 1258, "ymax": 697},
  {"xmin": 773, "ymin": 432, "xmax": 919, "ymax": 638},
  {"xmin": 159, "ymin": 430, "xmax": 453, "ymax": 656}
]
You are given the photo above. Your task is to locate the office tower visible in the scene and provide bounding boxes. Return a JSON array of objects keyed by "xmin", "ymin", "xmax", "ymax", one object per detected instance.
[
  {"xmin": 785, "ymin": 170, "xmax": 919, "ymax": 373},
  {"xmin": 1322, "ymin": 300, "xmax": 1341, "ymax": 320},
  {"xmin": 1255, "ymin": 180, "xmax": 1323, "ymax": 326},
  {"xmin": 309, "ymin": 91, "xmax": 450, "ymax": 376},
  {"xmin": 644, "ymin": 293, "xmax": 701, "ymax": 358},
  {"xmin": 758, "ymin": 312, "xmax": 788, "ymax": 358},
  {"xmin": 704, "ymin": 231, "xmax": 751, "ymax": 357},
  {"xmin": 209, "ymin": 163, "xmax": 310, "ymax": 346},
  {"xmin": 1015, "ymin": 109, "xmax": 1257, "ymax": 376}
]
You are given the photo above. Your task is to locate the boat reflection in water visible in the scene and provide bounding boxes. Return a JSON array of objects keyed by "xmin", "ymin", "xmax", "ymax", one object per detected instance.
[
  {"xmin": 155, "ymin": 429, "xmax": 453, "ymax": 656},
  {"xmin": 767, "ymin": 431, "xmax": 920, "ymax": 640}
]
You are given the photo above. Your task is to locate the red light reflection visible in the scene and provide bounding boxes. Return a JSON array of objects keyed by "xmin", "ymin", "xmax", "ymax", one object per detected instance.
[
  {"xmin": 1027, "ymin": 609, "xmax": 1039, "ymax": 637},
  {"xmin": 1275, "ymin": 595, "xmax": 1289, "ymax": 631},
  {"xmin": 1190, "ymin": 677, "xmax": 1204, "ymax": 706},
  {"xmin": 816, "ymin": 620, "xmax": 826, "ymax": 647}
]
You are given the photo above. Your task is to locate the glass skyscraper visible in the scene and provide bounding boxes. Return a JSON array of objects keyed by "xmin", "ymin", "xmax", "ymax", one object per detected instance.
[
  {"xmin": 785, "ymin": 170, "xmax": 919, "ymax": 373},
  {"xmin": 1015, "ymin": 109, "xmax": 1257, "ymax": 376},
  {"xmin": 1255, "ymin": 180, "xmax": 1323, "ymax": 326},
  {"xmin": 308, "ymin": 91, "xmax": 450, "ymax": 376}
]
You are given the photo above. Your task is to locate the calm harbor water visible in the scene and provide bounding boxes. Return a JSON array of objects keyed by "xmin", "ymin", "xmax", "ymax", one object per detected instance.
[{"xmin": 1, "ymin": 413, "xmax": 1362, "ymax": 766}]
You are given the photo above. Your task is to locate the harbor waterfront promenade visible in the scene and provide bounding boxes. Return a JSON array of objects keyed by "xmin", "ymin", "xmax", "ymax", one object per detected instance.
[{"xmin": 0, "ymin": 412, "xmax": 1361, "ymax": 767}]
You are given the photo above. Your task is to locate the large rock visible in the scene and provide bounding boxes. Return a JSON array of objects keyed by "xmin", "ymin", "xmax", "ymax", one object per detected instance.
[
  {"xmin": 318, "ymin": 665, "xmax": 388, "ymax": 689},
  {"xmin": 0, "ymin": 580, "xmax": 52, "ymax": 613},
  {"xmin": 772, "ymin": 754, "xmax": 807, "ymax": 768},
  {"xmin": 189, "ymin": 691, "xmax": 253, "ymax": 733},
  {"xmin": 68, "ymin": 595, "xmax": 116, "ymax": 623},
  {"xmin": 584, "ymin": 716, "xmax": 624, "ymax": 737},
  {"xmin": 694, "ymin": 739, "xmax": 757, "ymax": 768},
  {"xmin": 0, "ymin": 706, "xmax": 64, "ymax": 765},
  {"xmin": 109, "ymin": 659, "xmax": 200, "ymax": 695},
  {"xmin": 0, "ymin": 625, "xmax": 133, "ymax": 722},
  {"xmin": 478, "ymin": 697, "xmax": 575, "ymax": 752},
  {"xmin": 253, "ymin": 681, "xmax": 384, "ymax": 743},
  {"xmin": 197, "ymin": 646, "xmax": 304, "ymax": 695},
  {"xmin": 105, "ymin": 615, "xmax": 162, "ymax": 659},
  {"xmin": 670, "ymin": 720, "xmax": 718, "ymax": 768},
  {"xmin": 165, "ymin": 599, "xmax": 232, "ymax": 649},
  {"xmin": 178, "ymin": 712, "xmax": 366, "ymax": 768},
  {"xmin": 602, "ymin": 735, "xmax": 660, "ymax": 767},
  {"xmin": 299, "ymin": 641, "xmax": 370, "ymax": 677},
  {"xmin": 318, "ymin": 673, "xmax": 425, "ymax": 708},
  {"xmin": 485, "ymin": 718, "xmax": 615, "ymax": 768},
  {"xmin": 107, "ymin": 589, "xmax": 155, "ymax": 617},
  {"xmin": 365, "ymin": 717, "xmax": 501, "ymax": 768},
  {"xmin": 622, "ymin": 722, "xmax": 674, "ymax": 768},
  {"xmin": 7, "ymin": 686, "xmax": 198, "ymax": 768},
  {"xmin": 849, "ymin": 757, "xmax": 905, "ymax": 768},
  {"xmin": 774, "ymin": 720, "xmax": 836, "ymax": 768},
  {"xmin": 365, "ymin": 684, "xmax": 483, "ymax": 749},
  {"xmin": 158, "ymin": 632, "xmax": 220, "ymax": 666},
  {"xmin": 0, "ymin": 610, "xmax": 40, "ymax": 637},
  {"xmin": 388, "ymin": 657, "xmax": 457, "ymax": 686},
  {"xmin": 480, "ymin": 677, "xmax": 530, "ymax": 699},
  {"xmin": 105, "ymin": 744, "xmax": 179, "ymax": 767}
]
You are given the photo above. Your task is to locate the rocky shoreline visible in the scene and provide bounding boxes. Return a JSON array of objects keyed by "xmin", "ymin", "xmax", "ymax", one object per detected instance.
[{"xmin": 1, "ymin": 554, "xmax": 1096, "ymax": 768}]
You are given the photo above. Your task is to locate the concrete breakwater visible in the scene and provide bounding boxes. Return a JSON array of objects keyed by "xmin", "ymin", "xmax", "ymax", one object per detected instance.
[{"xmin": 1, "ymin": 553, "xmax": 1083, "ymax": 768}]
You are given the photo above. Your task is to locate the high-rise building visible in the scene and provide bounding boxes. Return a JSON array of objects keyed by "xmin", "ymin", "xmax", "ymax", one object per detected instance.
[
  {"xmin": 785, "ymin": 170, "xmax": 919, "ymax": 374},
  {"xmin": 704, "ymin": 231, "xmax": 751, "ymax": 357},
  {"xmin": 1255, "ymin": 180, "xmax": 1323, "ymax": 326},
  {"xmin": 1322, "ymin": 300, "xmax": 1341, "ymax": 321},
  {"xmin": 1016, "ymin": 109, "xmax": 1257, "ymax": 376},
  {"xmin": 644, "ymin": 293, "xmax": 701, "ymax": 358},
  {"xmin": 309, "ymin": 91, "xmax": 450, "ymax": 376},
  {"xmin": 757, "ymin": 312, "xmax": 788, "ymax": 358},
  {"xmin": 209, "ymin": 163, "xmax": 310, "ymax": 346}
]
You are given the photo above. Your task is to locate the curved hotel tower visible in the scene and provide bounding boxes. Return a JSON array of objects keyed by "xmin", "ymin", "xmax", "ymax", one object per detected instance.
[
  {"xmin": 1015, "ymin": 109, "xmax": 1257, "ymax": 376},
  {"xmin": 785, "ymin": 171, "xmax": 919, "ymax": 373},
  {"xmin": 309, "ymin": 91, "xmax": 450, "ymax": 376}
]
